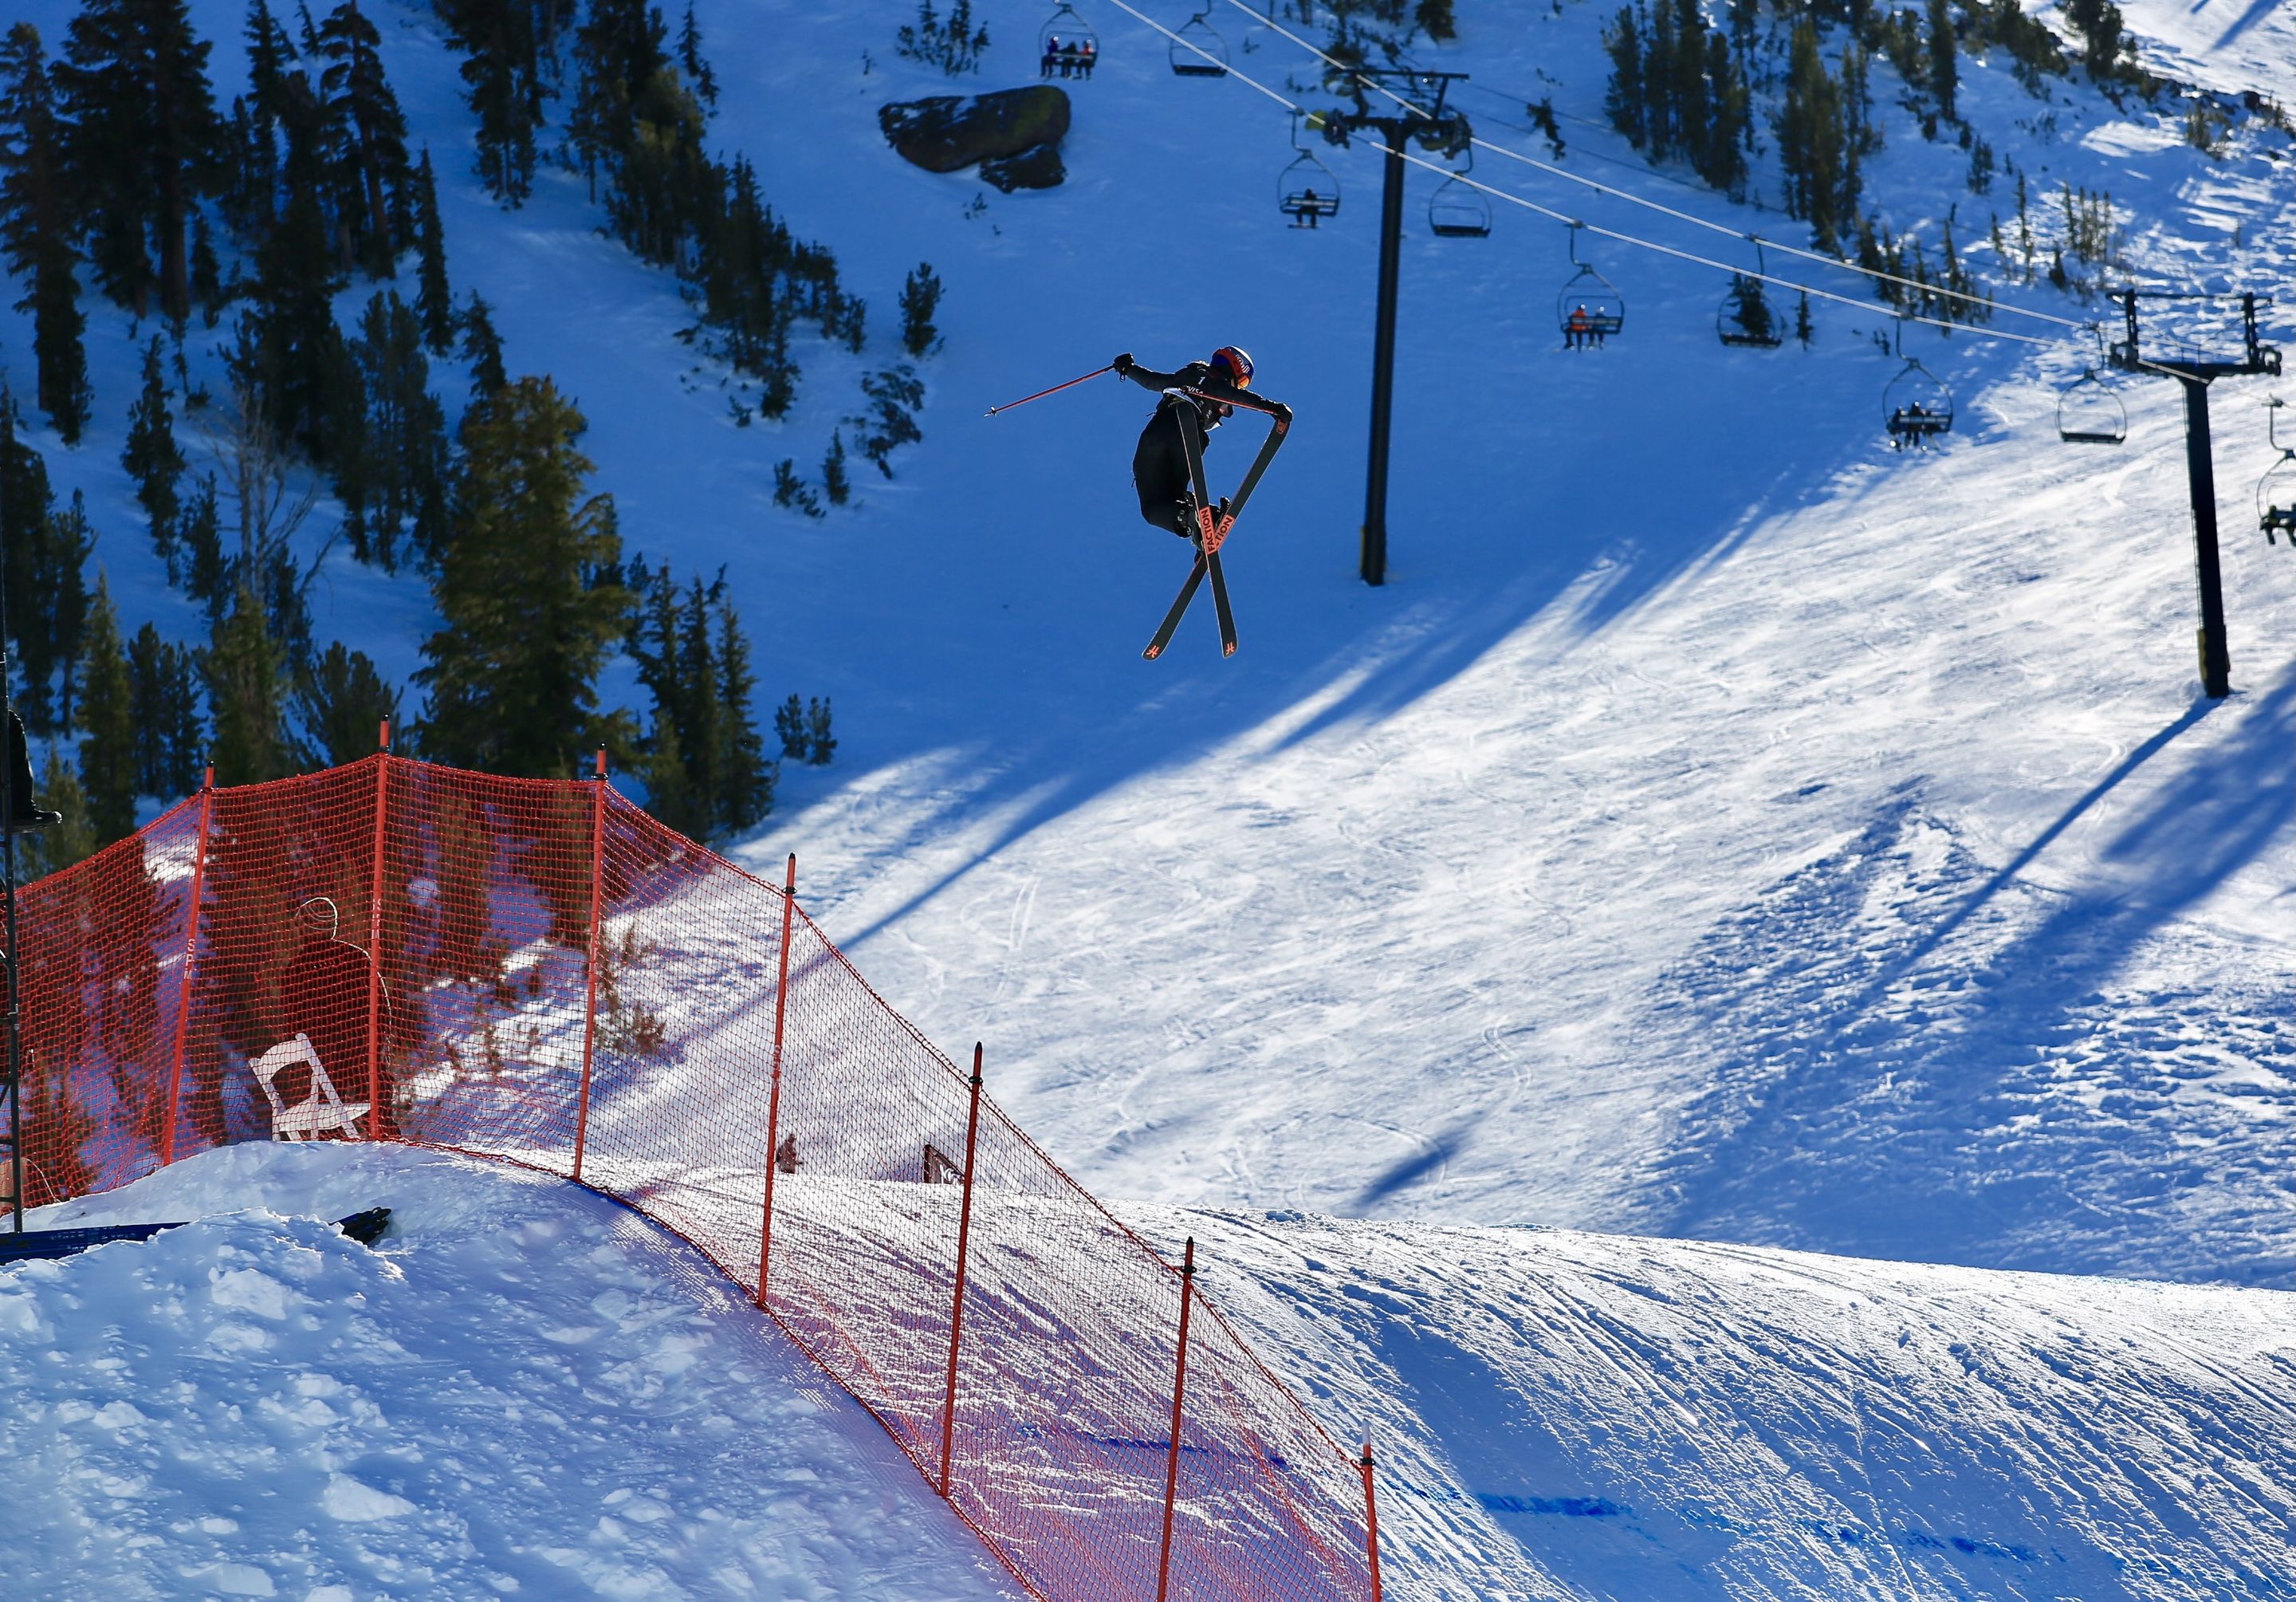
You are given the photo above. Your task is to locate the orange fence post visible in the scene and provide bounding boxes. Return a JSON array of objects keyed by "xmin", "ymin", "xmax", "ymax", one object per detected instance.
[
  {"xmin": 937, "ymin": 1043, "xmax": 987, "ymax": 1497},
  {"xmin": 362, "ymin": 724, "xmax": 390, "ymax": 1140},
  {"xmin": 572, "ymin": 747, "xmax": 607, "ymax": 1183},
  {"xmin": 1360, "ymin": 1441, "xmax": 1384, "ymax": 1602},
  {"xmin": 756, "ymin": 852, "xmax": 797, "ymax": 1307},
  {"xmin": 157, "ymin": 768, "xmax": 214, "ymax": 1167},
  {"xmin": 1155, "ymin": 1236, "xmax": 1198, "ymax": 1602}
]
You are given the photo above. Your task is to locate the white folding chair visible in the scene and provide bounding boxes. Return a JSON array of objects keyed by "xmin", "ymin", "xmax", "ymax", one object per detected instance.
[{"xmin": 250, "ymin": 1033, "xmax": 371, "ymax": 1142}]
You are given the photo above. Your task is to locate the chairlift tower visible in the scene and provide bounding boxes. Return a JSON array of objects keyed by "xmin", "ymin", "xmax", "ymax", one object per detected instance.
[
  {"xmin": 1318, "ymin": 68, "xmax": 1471, "ymax": 587},
  {"xmin": 2109, "ymin": 289, "xmax": 2281, "ymax": 699}
]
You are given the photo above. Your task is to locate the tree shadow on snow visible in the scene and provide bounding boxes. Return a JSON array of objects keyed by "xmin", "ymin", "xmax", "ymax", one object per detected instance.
[{"xmin": 1643, "ymin": 667, "xmax": 2296, "ymax": 1285}]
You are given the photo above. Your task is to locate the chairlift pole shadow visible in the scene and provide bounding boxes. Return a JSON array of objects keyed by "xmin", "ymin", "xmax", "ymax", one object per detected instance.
[
  {"xmin": 1320, "ymin": 70, "xmax": 1471, "ymax": 588},
  {"xmin": 2111, "ymin": 289, "xmax": 2282, "ymax": 700}
]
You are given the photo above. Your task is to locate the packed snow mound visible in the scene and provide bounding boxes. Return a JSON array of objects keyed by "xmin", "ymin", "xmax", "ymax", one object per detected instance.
[
  {"xmin": 1154, "ymin": 1206, "xmax": 2296, "ymax": 1602},
  {"xmin": 0, "ymin": 1144, "xmax": 1021, "ymax": 1600}
]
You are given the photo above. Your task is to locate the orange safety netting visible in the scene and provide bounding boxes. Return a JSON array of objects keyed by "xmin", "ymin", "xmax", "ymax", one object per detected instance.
[{"xmin": 3, "ymin": 754, "xmax": 1378, "ymax": 1602}]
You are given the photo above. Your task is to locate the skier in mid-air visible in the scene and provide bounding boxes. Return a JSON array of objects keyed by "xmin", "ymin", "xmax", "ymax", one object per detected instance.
[{"xmin": 1111, "ymin": 346, "xmax": 1266, "ymax": 541}]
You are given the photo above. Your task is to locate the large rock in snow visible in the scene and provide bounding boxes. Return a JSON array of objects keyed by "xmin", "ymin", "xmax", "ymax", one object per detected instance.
[{"xmin": 878, "ymin": 86, "xmax": 1070, "ymax": 180}]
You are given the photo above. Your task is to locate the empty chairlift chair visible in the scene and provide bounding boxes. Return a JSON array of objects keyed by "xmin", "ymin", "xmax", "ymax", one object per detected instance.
[
  {"xmin": 1039, "ymin": 3, "xmax": 1099, "ymax": 80},
  {"xmin": 2057, "ymin": 368, "xmax": 2127, "ymax": 445},
  {"xmin": 1884, "ymin": 355, "xmax": 1955, "ymax": 448},
  {"xmin": 1555, "ymin": 224, "xmax": 1624, "ymax": 349},
  {"xmin": 2261, "ymin": 397, "xmax": 2296, "ymax": 546},
  {"xmin": 1170, "ymin": 10, "xmax": 1229, "ymax": 76},
  {"xmin": 1426, "ymin": 149, "xmax": 1492, "ymax": 239}
]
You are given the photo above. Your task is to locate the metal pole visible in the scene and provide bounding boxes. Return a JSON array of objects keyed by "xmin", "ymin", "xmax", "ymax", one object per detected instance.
[
  {"xmin": 2180, "ymin": 376, "xmax": 2231, "ymax": 699},
  {"xmin": 1154, "ymin": 1236, "xmax": 1198, "ymax": 1602},
  {"xmin": 361, "ymin": 721, "xmax": 391, "ymax": 1141},
  {"xmin": 1360, "ymin": 1441, "xmax": 1385, "ymax": 1602},
  {"xmin": 1360, "ymin": 120, "xmax": 1406, "ymax": 588},
  {"xmin": 756, "ymin": 852, "xmax": 798, "ymax": 1308},
  {"xmin": 158, "ymin": 769, "xmax": 214, "ymax": 1167},
  {"xmin": 937, "ymin": 1042, "xmax": 986, "ymax": 1497},
  {"xmin": 1, "ymin": 486, "xmax": 21, "ymax": 1229},
  {"xmin": 571, "ymin": 747, "xmax": 607, "ymax": 1180},
  {"xmin": 1, "ymin": 785, "xmax": 18, "ymax": 1233}
]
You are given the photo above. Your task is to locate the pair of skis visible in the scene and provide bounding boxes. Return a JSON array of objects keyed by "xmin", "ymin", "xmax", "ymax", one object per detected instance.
[{"xmin": 1142, "ymin": 388, "xmax": 1292, "ymax": 660}]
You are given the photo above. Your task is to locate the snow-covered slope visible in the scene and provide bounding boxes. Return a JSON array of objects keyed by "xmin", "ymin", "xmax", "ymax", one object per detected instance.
[
  {"xmin": 12, "ymin": 1147, "xmax": 2296, "ymax": 1600},
  {"xmin": 3, "ymin": 1144, "xmax": 1022, "ymax": 1600}
]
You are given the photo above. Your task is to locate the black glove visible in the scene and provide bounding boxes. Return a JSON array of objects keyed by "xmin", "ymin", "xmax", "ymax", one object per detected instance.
[{"xmin": 1111, "ymin": 352, "xmax": 1134, "ymax": 375}]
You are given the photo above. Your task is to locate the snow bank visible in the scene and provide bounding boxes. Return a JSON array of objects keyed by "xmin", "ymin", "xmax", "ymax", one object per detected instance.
[{"xmin": 2, "ymin": 1143, "xmax": 1020, "ymax": 1600}]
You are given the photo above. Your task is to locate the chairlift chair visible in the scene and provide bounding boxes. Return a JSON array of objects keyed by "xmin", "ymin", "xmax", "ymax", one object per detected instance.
[
  {"xmin": 1426, "ymin": 147, "xmax": 1491, "ymax": 239},
  {"xmin": 1170, "ymin": 10, "xmax": 1229, "ymax": 76},
  {"xmin": 1884, "ymin": 356, "xmax": 1954, "ymax": 447},
  {"xmin": 1716, "ymin": 242, "xmax": 1782, "ymax": 348},
  {"xmin": 1555, "ymin": 225, "xmax": 1624, "ymax": 348},
  {"xmin": 2260, "ymin": 397, "xmax": 2296, "ymax": 545},
  {"xmin": 1039, "ymin": 3, "xmax": 1099, "ymax": 80},
  {"xmin": 2056, "ymin": 368, "xmax": 2127, "ymax": 446},
  {"xmin": 1277, "ymin": 111, "xmax": 1340, "ymax": 227}
]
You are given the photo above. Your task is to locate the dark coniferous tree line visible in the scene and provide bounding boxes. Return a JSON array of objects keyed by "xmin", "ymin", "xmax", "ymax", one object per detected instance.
[{"xmin": 0, "ymin": 0, "xmax": 863, "ymax": 869}]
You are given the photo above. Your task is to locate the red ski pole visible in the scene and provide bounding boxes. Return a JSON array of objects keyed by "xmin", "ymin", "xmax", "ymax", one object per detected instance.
[{"xmin": 985, "ymin": 364, "xmax": 1115, "ymax": 416}]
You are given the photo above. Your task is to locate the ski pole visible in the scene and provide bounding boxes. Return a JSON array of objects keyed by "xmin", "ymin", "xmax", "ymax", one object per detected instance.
[{"xmin": 985, "ymin": 364, "xmax": 1115, "ymax": 417}]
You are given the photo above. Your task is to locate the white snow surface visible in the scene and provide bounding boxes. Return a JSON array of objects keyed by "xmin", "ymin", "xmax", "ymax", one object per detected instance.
[
  {"xmin": 3, "ymin": 1143, "xmax": 1024, "ymax": 1600},
  {"xmin": 4, "ymin": 0, "xmax": 2296, "ymax": 1593},
  {"xmin": 10, "ymin": 1145, "xmax": 2296, "ymax": 1600}
]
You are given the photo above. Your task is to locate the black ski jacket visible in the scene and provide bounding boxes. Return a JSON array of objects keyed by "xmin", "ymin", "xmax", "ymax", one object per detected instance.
[{"xmin": 1120, "ymin": 361, "xmax": 1260, "ymax": 535}]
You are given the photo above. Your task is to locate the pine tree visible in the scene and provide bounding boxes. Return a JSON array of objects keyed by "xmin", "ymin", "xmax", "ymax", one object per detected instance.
[
  {"xmin": 22, "ymin": 744, "xmax": 96, "ymax": 878},
  {"xmin": 412, "ymin": 148, "xmax": 454, "ymax": 353},
  {"xmin": 1795, "ymin": 291, "xmax": 1815, "ymax": 348},
  {"xmin": 128, "ymin": 620, "xmax": 204, "ymax": 795},
  {"xmin": 54, "ymin": 0, "xmax": 224, "ymax": 322},
  {"xmin": 238, "ymin": 95, "xmax": 352, "ymax": 458},
  {"xmin": 122, "ymin": 337, "xmax": 187, "ymax": 556},
  {"xmin": 1775, "ymin": 21, "xmax": 1858, "ymax": 253},
  {"xmin": 713, "ymin": 590, "xmax": 771, "ymax": 831},
  {"xmin": 0, "ymin": 24, "xmax": 92, "ymax": 443},
  {"xmin": 898, "ymin": 262, "xmax": 942, "ymax": 356},
  {"xmin": 2066, "ymin": 0, "xmax": 2127, "ymax": 80},
  {"xmin": 0, "ymin": 397, "xmax": 92, "ymax": 733},
  {"xmin": 460, "ymin": 291, "xmax": 506, "ymax": 400},
  {"xmin": 203, "ymin": 583, "xmax": 289, "ymax": 785},
  {"xmin": 1927, "ymin": 0, "xmax": 1958, "ymax": 121},
  {"xmin": 804, "ymin": 697, "xmax": 834, "ymax": 766},
  {"xmin": 289, "ymin": 639, "xmax": 395, "ymax": 767},
  {"xmin": 676, "ymin": 3, "xmax": 718, "ymax": 107},
  {"xmin": 1602, "ymin": 7, "xmax": 1645, "ymax": 148},
  {"xmin": 313, "ymin": 0, "xmax": 413, "ymax": 277},
  {"xmin": 174, "ymin": 472, "xmax": 227, "ymax": 617},
  {"xmin": 77, "ymin": 573, "xmax": 140, "ymax": 844},
  {"xmin": 1415, "ymin": 0, "xmax": 1457, "ymax": 43},
  {"xmin": 415, "ymin": 376, "xmax": 628, "ymax": 777},
  {"xmin": 439, "ymin": 0, "xmax": 545, "ymax": 204},
  {"xmin": 773, "ymin": 692, "xmax": 804, "ymax": 759},
  {"xmin": 189, "ymin": 209, "xmax": 224, "ymax": 325},
  {"xmin": 568, "ymin": 0, "xmax": 668, "ymax": 199},
  {"xmin": 822, "ymin": 429, "xmax": 849, "ymax": 506},
  {"xmin": 341, "ymin": 289, "xmax": 449, "ymax": 570}
]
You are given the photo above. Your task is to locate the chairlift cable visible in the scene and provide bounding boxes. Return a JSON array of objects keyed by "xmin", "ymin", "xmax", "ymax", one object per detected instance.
[
  {"xmin": 1103, "ymin": 0, "xmax": 2058, "ymax": 345},
  {"xmin": 1219, "ymin": 0, "xmax": 2091, "ymax": 333}
]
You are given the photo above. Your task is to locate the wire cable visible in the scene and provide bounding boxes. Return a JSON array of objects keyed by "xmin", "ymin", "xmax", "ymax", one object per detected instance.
[
  {"xmin": 1221, "ymin": 0, "xmax": 2095, "ymax": 332},
  {"xmin": 1101, "ymin": 0, "xmax": 2062, "ymax": 346}
]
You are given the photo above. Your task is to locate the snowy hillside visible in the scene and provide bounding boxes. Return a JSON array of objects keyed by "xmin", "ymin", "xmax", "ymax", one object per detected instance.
[
  {"xmin": 13, "ymin": 1146, "xmax": 2296, "ymax": 1600},
  {"xmin": 6, "ymin": 0, "xmax": 2296, "ymax": 1592},
  {"xmin": 11, "ymin": 0, "xmax": 2286, "ymax": 1285}
]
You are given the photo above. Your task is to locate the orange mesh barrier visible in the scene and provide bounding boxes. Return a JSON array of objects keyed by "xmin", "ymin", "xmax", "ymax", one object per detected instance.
[{"xmin": 6, "ymin": 754, "xmax": 1378, "ymax": 1602}]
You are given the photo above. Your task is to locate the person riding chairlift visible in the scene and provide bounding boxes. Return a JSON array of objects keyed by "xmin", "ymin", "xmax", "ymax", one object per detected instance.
[{"xmin": 1567, "ymin": 303, "xmax": 1592, "ymax": 351}]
